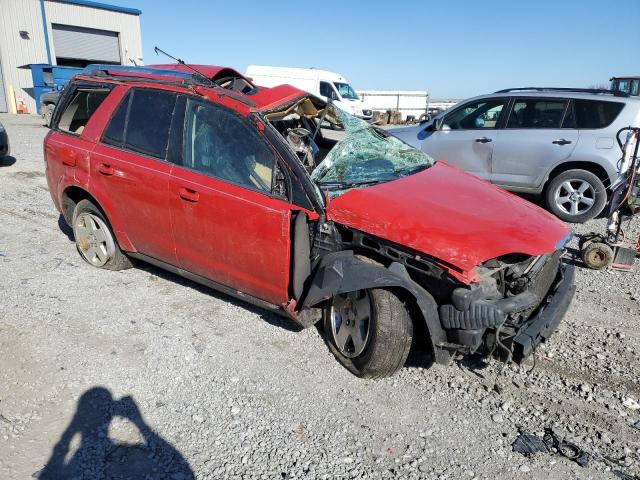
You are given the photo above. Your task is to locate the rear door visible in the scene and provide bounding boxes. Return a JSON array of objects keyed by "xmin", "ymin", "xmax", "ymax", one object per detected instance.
[
  {"xmin": 168, "ymin": 97, "xmax": 293, "ymax": 305},
  {"xmin": 491, "ymin": 97, "xmax": 579, "ymax": 190},
  {"xmin": 421, "ymin": 98, "xmax": 507, "ymax": 181},
  {"xmin": 90, "ymin": 87, "xmax": 178, "ymax": 263}
]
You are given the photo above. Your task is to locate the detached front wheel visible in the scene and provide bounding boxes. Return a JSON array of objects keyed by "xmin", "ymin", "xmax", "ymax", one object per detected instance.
[{"xmin": 323, "ymin": 288, "xmax": 413, "ymax": 379}]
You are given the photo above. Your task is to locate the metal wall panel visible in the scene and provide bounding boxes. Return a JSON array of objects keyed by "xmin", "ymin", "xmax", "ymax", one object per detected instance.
[
  {"xmin": 0, "ymin": 56, "xmax": 8, "ymax": 113},
  {"xmin": 0, "ymin": 0, "xmax": 142, "ymax": 114},
  {"xmin": 52, "ymin": 24, "xmax": 120, "ymax": 63}
]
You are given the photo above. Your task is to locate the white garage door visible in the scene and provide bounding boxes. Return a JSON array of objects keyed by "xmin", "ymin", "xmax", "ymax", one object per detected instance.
[{"xmin": 52, "ymin": 24, "xmax": 121, "ymax": 63}]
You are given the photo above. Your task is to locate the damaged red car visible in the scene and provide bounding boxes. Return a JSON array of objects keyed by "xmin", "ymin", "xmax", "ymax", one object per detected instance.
[{"xmin": 44, "ymin": 65, "xmax": 576, "ymax": 378}]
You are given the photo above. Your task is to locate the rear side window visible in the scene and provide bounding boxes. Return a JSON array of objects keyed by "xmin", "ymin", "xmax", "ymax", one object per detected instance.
[
  {"xmin": 102, "ymin": 92, "xmax": 130, "ymax": 146},
  {"xmin": 125, "ymin": 89, "xmax": 177, "ymax": 158},
  {"xmin": 101, "ymin": 89, "xmax": 177, "ymax": 159},
  {"xmin": 562, "ymin": 100, "xmax": 624, "ymax": 129},
  {"xmin": 57, "ymin": 89, "xmax": 109, "ymax": 135},
  {"xmin": 506, "ymin": 99, "xmax": 567, "ymax": 128}
]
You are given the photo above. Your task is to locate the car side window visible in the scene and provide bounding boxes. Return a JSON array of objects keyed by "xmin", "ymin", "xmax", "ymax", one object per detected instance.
[
  {"xmin": 564, "ymin": 100, "xmax": 625, "ymax": 129},
  {"xmin": 182, "ymin": 99, "xmax": 277, "ymax": 194},
  {"xmin": 442, "ymin": 100, "xmax": 506, "ymax": 129},
  {"xmin": 124, "ymin": 89, "xmax": 177, "ymax": 159},
  {"xmin": 506, "ymin": 99, "xmax": 567, "ymax": 129},
  {"xmin": 320, "ymin": 81, "xmax": 336, "ymax": 100},
  {"xmin": 57, "ymin": 88, "xmax": 109, "ymax": 135},
  {"xmin": 102, "ymin": 91, "xmax": 131, "ymax": 146}
]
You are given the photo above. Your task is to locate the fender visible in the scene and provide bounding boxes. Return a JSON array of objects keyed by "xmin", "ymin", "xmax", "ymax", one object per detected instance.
[
  {"xmin": 301, "ymin": 250, "xmax": 452, "ymax": 365},
  {"xmin": 61, "ymin": 182, "xmax": 136, "ymax": 252}
]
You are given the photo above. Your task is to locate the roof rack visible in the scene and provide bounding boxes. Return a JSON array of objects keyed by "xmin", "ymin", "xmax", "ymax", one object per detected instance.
[
  {"xmin": 494, "ymin": 87, "xmax": 629, "ymax": 98},
  {"xmin": 79, "ymin": 64, "xmax": 257, "ymax": 108},
  {"xmin": 80, "ymin": 64, "xmax": 212, "ymax": 87}
]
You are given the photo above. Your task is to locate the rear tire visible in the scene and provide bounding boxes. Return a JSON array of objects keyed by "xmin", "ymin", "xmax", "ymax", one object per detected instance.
[
  {"xmin": 323, "ymin": 286, "xmax": 413, "ymax": 379},
  {"xmin": 545, "ymin": 169, "xmax": 607, "ymax": 223},
  {"xmin": 72, "ymin": 199, "xmax": 132, "ymax": 271}
]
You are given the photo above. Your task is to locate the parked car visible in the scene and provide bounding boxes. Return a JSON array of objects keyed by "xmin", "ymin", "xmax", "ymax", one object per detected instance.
[
  {"xmin": 0, "ymin": 121, "xmax": 9, "ymax": 158},
  {"xmin": 245, "ymin": 65, "xmax": 373, "ymax": 120},
  {"xmin": 44, "ymin": 65, "xmax": 575, "ymax": 378},
  {"xmin": 390, "ymin": 88, "xmax": 640, "ymax": 223},
  {"xmin": 39, "ymin": 90, "xmax": 61, "ymax": 126}
]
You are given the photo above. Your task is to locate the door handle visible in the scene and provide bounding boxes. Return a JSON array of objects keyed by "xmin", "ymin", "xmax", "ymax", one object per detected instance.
[
  {"xmin": 475, "ymin": 137, "xmax": 492, "ymax": 143},
  {"xmin": 98, "ymin": 163, "xmax": 115, "ymax": 176},
  {"xmin": 552, "ymin": 139, "xmax": 572, "ymax": 145},
  {"xmin": 178, "ymin": 187, "xmax": 199, "ymax": 203}
]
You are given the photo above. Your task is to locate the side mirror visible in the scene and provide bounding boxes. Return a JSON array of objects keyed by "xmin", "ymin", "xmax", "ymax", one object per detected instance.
[{"xmin": 429, "ymin": 118, "xmax": 443, "ymax": 131}]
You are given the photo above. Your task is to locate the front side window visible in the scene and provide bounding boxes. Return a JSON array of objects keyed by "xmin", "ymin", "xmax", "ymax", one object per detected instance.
[
  {"xmin": 182, "ymin": 100, "xmax": 277, "ymax": 194},
  {"xmin": 566, "ymin": 100, "xmax": 625, "ymax": 129},
  {"xmin": 506, "ymin": 99, "xmax": 567, "ymax": 129},
  {"xmin": 320, "ymin": 81, "xmax": 337, "ymax": 100},
  {"xmin": 442, "ymin": 99, "xmax": 506, "ymax": 129},
  {"xmin": 334, "ymin": 82, "xmax": 359, "ymax": 100},
  {"xmin": 57, "ymin": 88, "xmax": 109, "ymax": 135}
]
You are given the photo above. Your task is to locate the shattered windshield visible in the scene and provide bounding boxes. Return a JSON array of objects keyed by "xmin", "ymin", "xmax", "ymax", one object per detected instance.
[
  {"xmin": 334, "ymin": 83, "xmax": 359, "ymax": 100},
  {"xmin": 311, "ymin": 111, "xmax": 434, "ymax": 197}
]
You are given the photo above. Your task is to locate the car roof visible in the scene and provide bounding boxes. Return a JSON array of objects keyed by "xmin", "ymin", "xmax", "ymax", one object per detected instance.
[
  {"xmin": 76, "ymin": 64, "xmax": 309, "ymax": 113},
  {"xmin": 471, "ymin": 89, "xmax": 638, "ymax": 103}
]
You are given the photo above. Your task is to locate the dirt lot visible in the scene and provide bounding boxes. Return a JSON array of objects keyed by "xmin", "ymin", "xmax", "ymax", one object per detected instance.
[{"xmin": 0, "ymin": 113, "xmax": 639, "ymax": 479}]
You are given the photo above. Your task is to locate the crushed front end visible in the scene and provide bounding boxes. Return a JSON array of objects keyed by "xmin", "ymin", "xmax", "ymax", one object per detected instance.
[{"xmin": 439, "ymin": 246, "xmax": 575, "ymax": 363}]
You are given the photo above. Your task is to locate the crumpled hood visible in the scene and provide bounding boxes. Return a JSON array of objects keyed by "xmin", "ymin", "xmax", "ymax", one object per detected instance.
[{"xmin": 326, "ymin": 161, "xmax": 570, "ymax": 283}]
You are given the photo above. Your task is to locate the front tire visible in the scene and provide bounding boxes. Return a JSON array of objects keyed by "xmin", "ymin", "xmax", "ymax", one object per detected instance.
[
  {"xmin": 323, "ymin": 287, "xmax": 413, "ymax": 379},
  {"xmin": 72, "ymin": 199, "xmax": 132, "ymax": 271},
  {"xmin": 545, "ymin": 169, "xmax": 607, "ymax": 223}
]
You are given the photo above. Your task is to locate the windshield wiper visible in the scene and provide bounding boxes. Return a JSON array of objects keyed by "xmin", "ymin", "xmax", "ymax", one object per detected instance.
[
  {"xmin": 396, "ymin": 164, "xmax": 431, "ymax": 177},
  {"xmin": 317, "ymin": 179, "xmax": 390, "ymax": 190}
]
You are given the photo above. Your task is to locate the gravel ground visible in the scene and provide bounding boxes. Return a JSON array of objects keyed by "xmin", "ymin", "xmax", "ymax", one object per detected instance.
[{"xmin": 0, "ymin": 112, "xmax": 639, "ymax": 479}]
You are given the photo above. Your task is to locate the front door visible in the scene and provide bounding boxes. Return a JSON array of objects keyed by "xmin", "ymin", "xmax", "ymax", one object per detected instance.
[
  {"xmin": 421, "ymin": 98, "xmax": 507, "ymax": 182},
  {"xmin": 169, "ymin": 98, "xmax": 292, "ymax": 305},
  {"xmin": 491, "ymin": 97, "xmax": 579, "ymax": 190}
]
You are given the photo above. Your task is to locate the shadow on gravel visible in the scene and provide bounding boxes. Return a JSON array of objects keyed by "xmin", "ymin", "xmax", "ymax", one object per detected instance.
[
  {"xmin": 0, "ymin": 155, "xmax": 16, "ymax": 167},
  {"xmin": 57, "ymin": 214, "xmax": 75, "ymax": 242},
  {"xmin": 37, "ymin": 387, "xmax": 194, "ymax": 480},
  {"xmin": 137, "ymin": 262, "xmax": 303, "ymax": 333}
]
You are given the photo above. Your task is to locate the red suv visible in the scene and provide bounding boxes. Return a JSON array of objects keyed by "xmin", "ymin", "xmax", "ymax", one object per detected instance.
[{"xmin": 44, "ymin": 65, "xmax": 575, "ymax": 378}]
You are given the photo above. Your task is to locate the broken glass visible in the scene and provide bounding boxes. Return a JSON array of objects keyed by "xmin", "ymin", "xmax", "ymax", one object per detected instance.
[{"xmin": 311, "ymin": 110, "xmax": 434, "ymax": 197}]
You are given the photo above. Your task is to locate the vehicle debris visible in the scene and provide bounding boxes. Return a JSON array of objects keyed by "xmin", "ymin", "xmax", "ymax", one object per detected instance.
[{"xmin": 512, "ymin": 427, "xmax": 589, "ymax": 467}]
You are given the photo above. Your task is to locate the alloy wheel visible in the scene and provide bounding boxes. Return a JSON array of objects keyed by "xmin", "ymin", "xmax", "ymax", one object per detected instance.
[
  {"xmin": 74, "ymin": 213, "xmax": 115, "ymax": 267},
  {"xmin": 330, "ymin": 290, "xmax": 372, "ymax": 358},
  {"xmin": 554, "ymin": 179, "xmax": 596, "ymax": 217}
]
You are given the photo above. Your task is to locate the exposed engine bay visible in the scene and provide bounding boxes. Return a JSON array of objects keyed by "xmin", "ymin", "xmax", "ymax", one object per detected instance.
[{"xmin": 264, "ymin": 97, "xmax": 341, "ymax": 173}]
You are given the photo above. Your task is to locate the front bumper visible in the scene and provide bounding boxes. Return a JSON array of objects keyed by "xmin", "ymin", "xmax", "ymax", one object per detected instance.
[
  {"xmin": 512, "ymin": 262, "xmax": 575, "ymax": 362},
  {"xmin": 438, "ymin": 257, "xmax": 575, "ymax": 362}
]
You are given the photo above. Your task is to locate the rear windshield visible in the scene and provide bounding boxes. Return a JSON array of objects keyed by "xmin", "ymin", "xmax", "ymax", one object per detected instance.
[{"xmin": 562, "ymin": 100, "xmax": 624, "ymax": 129}]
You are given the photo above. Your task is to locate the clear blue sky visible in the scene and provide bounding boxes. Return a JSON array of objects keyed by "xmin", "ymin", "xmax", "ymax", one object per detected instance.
[{"xmin": 108, "ymin": 0, "xmax": 639, "ymax": 99}]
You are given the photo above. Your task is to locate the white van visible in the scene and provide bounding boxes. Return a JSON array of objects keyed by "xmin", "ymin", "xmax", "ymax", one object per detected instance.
[{"xmin": 245, "ymin": 65, "xmax": 372, "ymax": 120}]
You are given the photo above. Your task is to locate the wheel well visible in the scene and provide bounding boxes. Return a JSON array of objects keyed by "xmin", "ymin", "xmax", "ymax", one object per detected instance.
[
  {"xmin": 545, "ymin": 161, "xmax": 611, "ymax": 192},
  {"xmin": 61, "ymin": 187, "xmax": 99, "ymax": 223}
]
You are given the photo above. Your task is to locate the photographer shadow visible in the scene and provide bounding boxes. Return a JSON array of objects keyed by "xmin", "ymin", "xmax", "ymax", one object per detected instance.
[{"xmin": 38, "ymin": 386, "xmax": 194, "ymax": 479}]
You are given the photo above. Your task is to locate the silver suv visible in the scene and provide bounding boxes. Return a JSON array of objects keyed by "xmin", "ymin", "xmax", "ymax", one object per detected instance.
[{"xmin": 391, "ymin": 88, "xmax": 640, "ymax": 222}]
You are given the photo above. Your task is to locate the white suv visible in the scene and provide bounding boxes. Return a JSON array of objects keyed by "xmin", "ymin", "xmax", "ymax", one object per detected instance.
[{"xmin": 391, "ymin": 88, "xmax": 640, "ymax": 222}]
